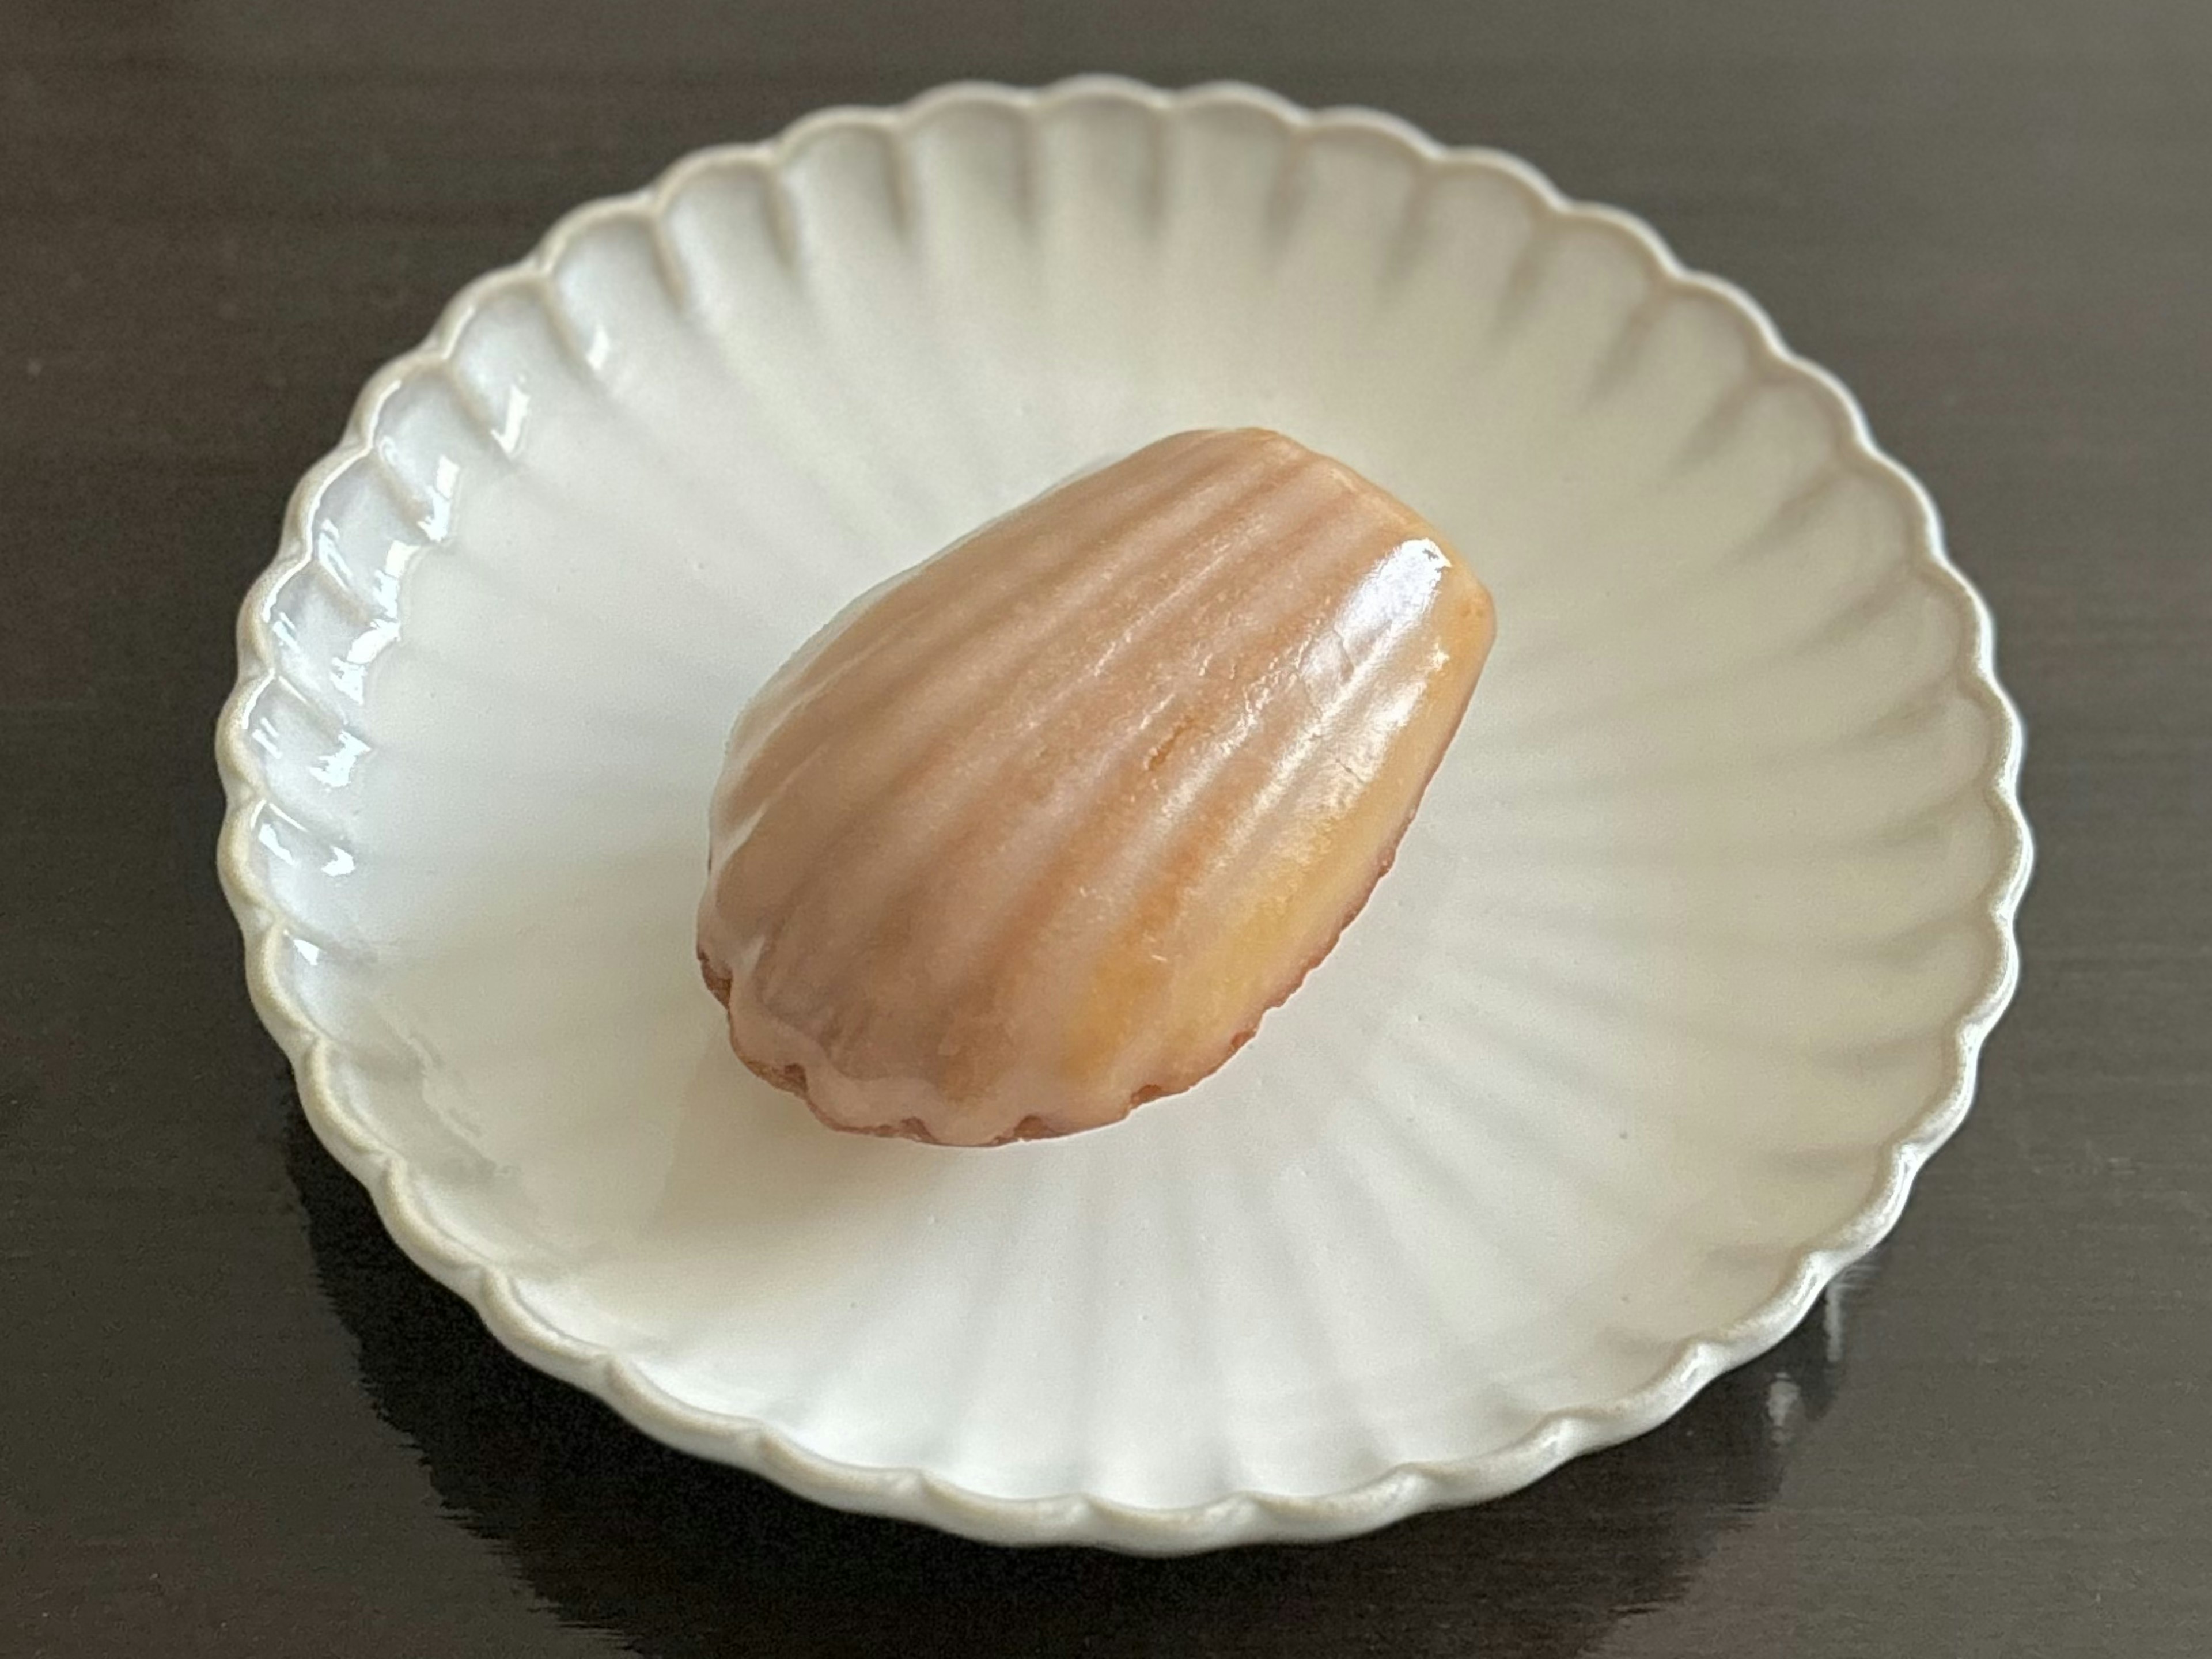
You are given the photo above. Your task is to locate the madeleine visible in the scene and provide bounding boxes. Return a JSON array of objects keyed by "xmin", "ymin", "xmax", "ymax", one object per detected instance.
[{"xmin": 698, "ymin": 429, "xmax": 1495, "ymax": 1145}]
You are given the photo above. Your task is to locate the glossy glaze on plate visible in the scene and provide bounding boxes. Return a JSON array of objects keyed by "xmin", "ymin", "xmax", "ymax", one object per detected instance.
[
  {"xmin": 215, "ymin": 78, "xmax": 2029, "ymax": 1550},
  {"xmin": 698, "ymin": 427, "xmax": 1496, "ymax": 1147}
]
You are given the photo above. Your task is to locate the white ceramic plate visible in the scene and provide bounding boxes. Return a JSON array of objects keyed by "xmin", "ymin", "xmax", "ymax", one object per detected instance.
[{"xmin": 217, "ymin": 77, "xmax": 2029, "ymax": 1552}]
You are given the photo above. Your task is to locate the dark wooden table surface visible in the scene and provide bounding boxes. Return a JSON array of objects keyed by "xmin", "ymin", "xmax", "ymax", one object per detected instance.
[{"xmin": 6, "ymin": 2, "xmax": 2209, "ymax": 1653}]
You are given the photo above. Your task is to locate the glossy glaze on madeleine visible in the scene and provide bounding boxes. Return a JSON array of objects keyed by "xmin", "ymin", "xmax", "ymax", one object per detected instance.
[{"xmin": 698, "ymin": 428, "xmax": 1495, "ymax": 1145}]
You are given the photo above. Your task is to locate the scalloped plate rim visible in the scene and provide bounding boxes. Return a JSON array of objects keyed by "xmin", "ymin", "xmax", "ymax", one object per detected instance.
[{"xmin": 214, "ymin": 73, "xmax": 2033, "ymax": 1554}]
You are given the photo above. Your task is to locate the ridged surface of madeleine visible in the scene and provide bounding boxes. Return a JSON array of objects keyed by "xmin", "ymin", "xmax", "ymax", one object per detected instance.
[{"xmin": 699, "ymin": 428, "xmax": 1495, "ymax": 1144}]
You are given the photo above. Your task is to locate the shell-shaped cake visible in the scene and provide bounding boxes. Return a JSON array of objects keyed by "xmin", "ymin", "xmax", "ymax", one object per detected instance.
[{"xmin": 698, "ymin": 428, "xmax": 1496, "ymax": 1145}]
